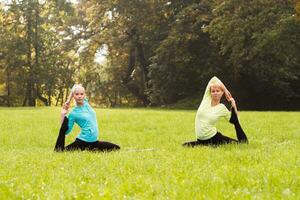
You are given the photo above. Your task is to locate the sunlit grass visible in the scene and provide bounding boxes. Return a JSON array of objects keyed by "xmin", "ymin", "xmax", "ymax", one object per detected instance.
[{"xmin": 0, "ymin": 107, "xmax": 299, "ymax": 199}]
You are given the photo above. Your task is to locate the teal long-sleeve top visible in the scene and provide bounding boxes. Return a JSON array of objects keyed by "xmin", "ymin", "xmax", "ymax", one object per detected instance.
[
  {"xmin": 66, "ymin": 98, "xmax": 99, "ymax": 142},
  {"xmin": 195, "ymin": 76, "xmax": 231, "ymax": 140}
]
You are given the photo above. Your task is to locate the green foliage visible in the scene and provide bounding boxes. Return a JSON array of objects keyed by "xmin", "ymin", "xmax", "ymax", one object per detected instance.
[
  {"xmin": 0, "ymin": 108, "xmax": 300, "ymax": 198},
  {"xmin": 0, "ymin": 0, "xmax": 79, "ymax": 106},
  {"xmin": 0, "ymin": 0, "xmax": 299, "ymax": 109},
  {"xmin": 296, "ymin": 0, "xmax": 300, "ymax": 19},
  {"xmin": 208, "ymin": 0, "xmax": 300, "ymax": 109},
  {"xmin": 149, "ymin": 1, "xmax": 219, "ymax": 104},
  {"xmin": 79, "ymin": 0, "xmax": 300, "ymax": 109}
]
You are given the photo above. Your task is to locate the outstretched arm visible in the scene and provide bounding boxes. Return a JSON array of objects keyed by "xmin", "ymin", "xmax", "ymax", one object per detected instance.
[{"xmin": 60, "ymin": 91, "xmax": 73, "ymax": 124}]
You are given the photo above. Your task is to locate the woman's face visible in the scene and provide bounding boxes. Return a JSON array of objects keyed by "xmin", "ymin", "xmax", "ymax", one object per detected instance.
[
  {"xmin": 210, "ymin": 85, "xmax": 224, "ymax": 101},
  {"xmin": 73, "ymin": 88, "xmax": 85, "ymax": 104}
]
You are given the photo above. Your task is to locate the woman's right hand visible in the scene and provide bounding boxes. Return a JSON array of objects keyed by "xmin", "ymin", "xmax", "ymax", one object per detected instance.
[
  {"xmin": 64, "ymin": 101, "xmax": 70, "ymax": 109},
  {"xmin": 61, "ymin": 104, "xmax": 69, "ymax": 116}
]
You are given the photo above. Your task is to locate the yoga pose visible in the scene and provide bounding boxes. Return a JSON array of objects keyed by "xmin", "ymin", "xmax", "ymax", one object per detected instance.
[
  {"xmin": 183, "ymin": 76, "xmax": 248, "ymax": 147},
  {"xmin": 54, "ymin": 84, "xmax": 120, "ymax": 152}
]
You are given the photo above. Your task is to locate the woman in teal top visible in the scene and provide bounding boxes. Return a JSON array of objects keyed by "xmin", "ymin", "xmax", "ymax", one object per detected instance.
[
  {"xmin": 54, "ymin": 84, "xmax": 120, "ymax": 152},
  {"xmin": 65, "ymin": 97, "xmax": 99, "ymax": 142},
  {"xmin": 183, "ymin": 76, "xmax": 248, "ymax": 146}
]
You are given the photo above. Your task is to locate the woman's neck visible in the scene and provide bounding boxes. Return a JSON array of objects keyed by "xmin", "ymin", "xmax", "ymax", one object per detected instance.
[
  {"xmin": 76, "ymin": 102, "xmax": 84, "ymax": 107},
  {"xmin": 211, "ymin": 99, "xmax": 220, "ymax": 107}
]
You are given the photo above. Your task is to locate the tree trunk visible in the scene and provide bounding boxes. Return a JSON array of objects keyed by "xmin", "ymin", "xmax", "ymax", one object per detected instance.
[
  {"xmin": 37, "ymin": 87, "xmax": 48, "ymax": 106},
  {"xmin": 55, "ymin": 88, "xmax": 63, "ymax": 106},
  {"xmin": 47, "ymin": 86, "xmax": 52, "ymax": 106},
  {"xmin": 25, "ymin": 2, "xmax": 35, "ymax": 106},
  {"xmin": 122, "ymin": 27, "xmax": 151, "ymax": 106},
  {"xmin": 33, "ymin": 3, "xmax": 40, "ymax": 106},
  {"xmin": 135, "ymin": 32, "xmax": 149, "ymax": 86},
  {"xmin": 6, "ymin": 67, "xmax": 11, "ymax": 106}
]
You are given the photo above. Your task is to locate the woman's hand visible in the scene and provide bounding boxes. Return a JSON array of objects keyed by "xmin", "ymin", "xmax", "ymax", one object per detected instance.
[
  {"xmin": 229, "ymin": 98, "xmax": 236, "ymax": 108},
  {"xmin": 61, "ymin": 105, "xmax": 69, "ymax": 116},
  {"xmin": 61, "ymin": 101, "xmax": 71, "ymax": 116},
  {"xmin": 229, "ymin": 97, "xmax": 238, "ymax": 114},
  {"xmin": 64, "ymin": 101, "xmax": 70, "ymax": 109},
  {"xmin": 218, "ymin": 81, "xmax": 232, "ymax": 101},
  {"xmin": 66, "ymin": 91, "xmax": 73, "ymax": 105},
  {"xmin": 60, "ymin": 104, "xmax": 69, "ymax": 124},
  {"xmin": 60, "ymin": 90, "xmax": 73, "ymax": 124},
  {"xmin": 224, "ymin": 90, "xmax": 232, "ymax": 101}
]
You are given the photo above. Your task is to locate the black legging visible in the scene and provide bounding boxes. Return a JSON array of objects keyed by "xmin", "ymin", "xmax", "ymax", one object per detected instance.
[
  {"xmin": 54, "ymin": 117, "xmax": 120, "ymax": 152},
  {"xmin": 183, "ymin": 109, "xmax": 248, "ymax": 147}
]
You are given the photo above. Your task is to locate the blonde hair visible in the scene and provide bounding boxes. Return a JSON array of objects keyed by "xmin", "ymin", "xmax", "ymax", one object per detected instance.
[
  {"xmin": 71, "ymin": 84, "xmax": 85, "ymax": 93},
  {"xmin": 210, "ymin": 83, "xmax": 224, "ymax": 92}
]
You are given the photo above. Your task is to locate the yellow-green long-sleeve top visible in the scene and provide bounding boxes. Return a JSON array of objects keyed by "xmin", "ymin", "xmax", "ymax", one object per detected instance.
[{"xmin": 195, "ymin": 76, "xmax": 231, "ymax": 140}]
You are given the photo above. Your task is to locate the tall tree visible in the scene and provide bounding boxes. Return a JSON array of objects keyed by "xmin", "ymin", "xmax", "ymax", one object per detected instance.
[
  {"xmin": 148, "ymin": 1, "xmax": 219, "ymax": 104},
  {"xmin": 0, "ymin": 0, "xmax": 79, "ymax": 106},
  {"xmin": 208, "ymin": 0, "xmax": 300, "ymax": 109}
]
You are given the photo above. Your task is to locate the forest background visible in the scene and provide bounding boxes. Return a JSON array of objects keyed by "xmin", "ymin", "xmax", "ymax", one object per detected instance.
[{"xmin": 1, "ymin": 0, "xmax": 300, "ymax": 110}]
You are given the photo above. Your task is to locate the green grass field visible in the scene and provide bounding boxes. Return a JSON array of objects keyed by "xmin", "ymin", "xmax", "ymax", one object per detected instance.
[{"xmin": 0, "ymin": 107, "xmax": 299, "ymax": 199}]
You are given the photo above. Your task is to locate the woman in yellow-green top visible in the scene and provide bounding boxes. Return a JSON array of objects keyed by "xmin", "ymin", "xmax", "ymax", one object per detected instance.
[{"xmin": 183, "ymin": 76, "xmax": 248, "ymax": 146}]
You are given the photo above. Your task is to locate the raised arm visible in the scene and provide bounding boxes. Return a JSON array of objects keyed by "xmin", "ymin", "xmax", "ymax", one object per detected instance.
[
  {"xmin": 217, "ymin": 79, "xmax": 238, "ymax": 114},
  {"xmin": 229, "ymin": 97, "xmax": 238, "ymax": 115},
  {"xmin": 216, "ymin": 80, "xmax": 238, "ymax": 114},
  {"xmin": 215, "ymin": 78, "xmax": 232, "ymax": 101},
  {"xmin": 60, "ymin": 90, "xmax": 73, "ymax": 124},
  {"xmin": 60, "ymin": 104, "xmax": 69, "ymax": 124},
  {"xmin": 65, "ymin": 90, "xmax": 73, "ymax": 107},
  {"xmin": 60, "ymin": 97, "xmax": 75, "ymax": 135}
]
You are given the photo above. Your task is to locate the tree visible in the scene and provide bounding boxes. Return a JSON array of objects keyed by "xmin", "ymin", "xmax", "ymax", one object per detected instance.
[
  {"xmin": 208, "ymin": 0, "xmax": 300, "ymax": 109},
  {"xmin": 148, "ymin": 1, "xmax": 219, "ymax": 104},
  {"xmin": 77, "ymin": 0, "xmax": 219, "ymax": 106},
  {"xmin": 0, "ymin": 0, "xmax": 79, "ymax": 106},
  {"xmin": 296, "ymin": 0, "xmax": 300, "ymax": 19}
]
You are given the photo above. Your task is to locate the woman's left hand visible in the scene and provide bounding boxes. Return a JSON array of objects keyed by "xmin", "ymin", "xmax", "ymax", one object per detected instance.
[
  {"xmin": 219, "ymin": 82, "xmax": 232, "ymax": 101},
  {"xmin": 229, "ymin": 98, "xmax": 236, "ymax": 109},
  {"xmin": 225, "ymin": 90, "xmax": 232, "ymax": 101}
]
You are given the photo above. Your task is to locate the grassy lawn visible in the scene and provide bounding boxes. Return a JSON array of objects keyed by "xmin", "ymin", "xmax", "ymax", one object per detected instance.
[{"xmin": 0, "ymin": 107, "xmax": 299, "ymax": 199}]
